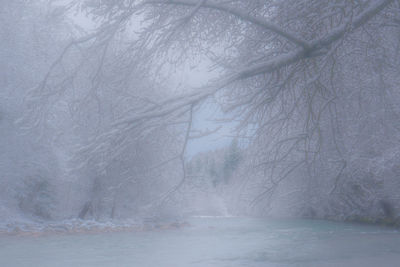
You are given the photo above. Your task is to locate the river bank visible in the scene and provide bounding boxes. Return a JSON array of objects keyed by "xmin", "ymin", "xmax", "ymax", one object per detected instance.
[
  {"xmin": 0, "ymin": 219, "xmax": 190, "ymax": 237},
  {"xmin": 305, "ymin": 214, "xmax": 400, "ymax": 229},
  {"xmin": 2, "ymin": 214, "xmax": 399, "ymax": 238}
]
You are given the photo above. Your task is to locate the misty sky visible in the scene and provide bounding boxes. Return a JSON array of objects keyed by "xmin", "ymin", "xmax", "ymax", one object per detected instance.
[{"xmin": 167, "ymin": 58, "xmax": 236, "ymax": 157}]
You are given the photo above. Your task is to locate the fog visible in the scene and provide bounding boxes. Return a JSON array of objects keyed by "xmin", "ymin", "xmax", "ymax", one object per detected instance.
[{"xmin": 1, "ymin": 1, "xmax": 400, "ymax": 266}]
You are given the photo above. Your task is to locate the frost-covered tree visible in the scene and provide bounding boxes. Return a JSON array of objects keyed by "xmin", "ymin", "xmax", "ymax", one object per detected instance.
[
  {"xmin": 18, "ymin": 0, "xmax": 400, "ymax": 222},
  {"xmin": 0, "ymin": 0, "xmax": 70, "ymax": 221}
]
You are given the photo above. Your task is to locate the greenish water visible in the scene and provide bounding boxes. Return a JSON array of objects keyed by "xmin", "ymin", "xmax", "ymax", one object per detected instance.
[{"xmin": 1, "ymin": 217, "xmax": 400, "ymax": 267}]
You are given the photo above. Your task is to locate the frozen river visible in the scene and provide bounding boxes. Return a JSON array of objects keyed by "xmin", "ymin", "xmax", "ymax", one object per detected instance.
[{"xmin": 1, "ymin": 217, "xmax": 400, "ymax": 267}]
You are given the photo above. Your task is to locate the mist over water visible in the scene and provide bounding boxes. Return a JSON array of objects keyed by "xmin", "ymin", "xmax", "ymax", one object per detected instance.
[{"xmin": 2, "ymin": 217, "xmax": 400, "ymax": 267}]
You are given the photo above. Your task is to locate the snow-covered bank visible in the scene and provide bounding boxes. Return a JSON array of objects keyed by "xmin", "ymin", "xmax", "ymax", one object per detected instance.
[{"xmin": 0, "ymin": 219, "xmax": 190, "ymax": 237}]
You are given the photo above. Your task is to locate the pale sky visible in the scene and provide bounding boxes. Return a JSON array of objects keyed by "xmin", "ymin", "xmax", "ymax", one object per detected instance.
[{"xmin": 169, "ymin": 61, "xmax": 237, "ymax": 158}]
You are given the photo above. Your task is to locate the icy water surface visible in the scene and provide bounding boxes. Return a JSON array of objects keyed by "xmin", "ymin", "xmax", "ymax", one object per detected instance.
[{"xmin": 1, "ymin": 217, "xmax": 400, "ymax": 267}]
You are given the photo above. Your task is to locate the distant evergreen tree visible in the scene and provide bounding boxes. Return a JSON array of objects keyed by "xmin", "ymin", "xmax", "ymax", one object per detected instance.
[
  {"xmin": 223, "ymin": 138, "xmax": 241, "ymax": 183},
  {"xmin": 208, "ymin": 159, "xmax": 219, "ymax": 187},
  {"xmin": 195, "ymin": 158, "xmax": 203, "ymax": 172},
  {"xmin": 186, "ymin": 161, "xmax": 193, "ymax": 176}
]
